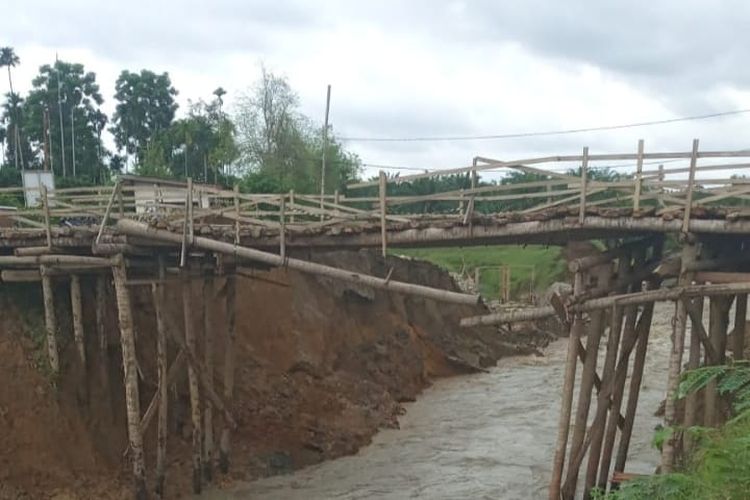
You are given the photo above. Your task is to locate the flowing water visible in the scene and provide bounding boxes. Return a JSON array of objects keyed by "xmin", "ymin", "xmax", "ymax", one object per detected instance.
[{"xmin": 211, "ymin": 304, "xmax": 675, "ymax": 500}]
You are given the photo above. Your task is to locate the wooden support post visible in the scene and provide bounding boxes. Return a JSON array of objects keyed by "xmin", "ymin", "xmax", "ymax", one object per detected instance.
[
  {"xmin": 681, "ymin": 139, "xmax": 699, "ymax": 233},
  {"xmin": 153, "ymin": 257, "xmax": 168, "ymax": 498},
  {"xmin": 279, "ymin": 195, "xmax": 286, "ymax": 260},
  {"xmin": 705, "ymin": 296, "xmax": 731, "ymax": 427},
  {"xmin": 578, "ymin": 146, "xmax": 589, "ymax": 224},
  {"xmin": 95, "ymin": 275, "xmax": 109, "ymax": 391},
  {"xmin": 111, "ymin": 254, "xmax": 147, "ymax": 500},
  {"xmin": 734, "ymin": 294, "xmax": 747, "ymax": 360},
  {"xmin": 41, "ymin": 184, "xmax": 53, "ymax": 249},
  {"xmin": 657, "ymin": 164, "xmax": 665, "ymax": 208},
  {"xmin": 661, "ymin": 241, "xmax": 698, "ymax": 472},
  {"xmin": 219, "ymin": 272, "xmax": 236, "ymax": 474},
  {"xmin": 96, "ymin": 182, "xmax": 120, "ymax": 245},
  {"xmin": 379, "ymin": 170, "xmax": 387, "ymax": 257},
  {"xmin": 289, "ymin": 189, "xmax": 296, "ymax": 223},
  {"xmin": 583, "ymin": 303, "xmax": 625, "ymax": 498},
  {"xmin": 233, "ymin": 184, "xmax": 240, "ymax": 245},
  {"xmin": 566, "ymin": 266, "xmax": 612, "ymax": 493},
  {"xmin": 598, "ymin": 303, "xmax": 639, "ymax": 490},
  {"xmin": 202, "ymin": 269, "xmax": 215, "ymax": 483},
  {"xmin": 70, "ymin": 274, "xmax": 86, "ymax": 367},
  {"xmin": 182, "ymin": 269, "xmax": 202, "ymax": 494},
  {"xmin": 549, "ymin": 271, "xmax": 584, "ymax": 500},
  {"xmin": 684, "ymin": 296, "xmax": 705, "ymax": 431},
  {"xmin": 40, "ymin": 265, "xmax": 60, "ymax": 375},
  {"xmin": 118, "ymin": 183, "xmax": 125, "ymax": 218},
  {"xmin": 633, "ymin": 139, "xmax": 644, "ymax": 211},
  {"xmin": 187, "ymin": 177, "xmax": 194, "ymax": 243}
]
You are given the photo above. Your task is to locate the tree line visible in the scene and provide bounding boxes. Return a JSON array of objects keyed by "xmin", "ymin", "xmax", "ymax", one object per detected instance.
[{"xmin": 0, "ymin": 47, "xmax": 361, "ymax": 193}]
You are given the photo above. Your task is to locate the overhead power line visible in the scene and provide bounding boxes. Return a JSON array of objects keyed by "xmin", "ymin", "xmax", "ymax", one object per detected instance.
[{"xmin": 340, "ymin": 108, "xmax": 750, "ymax": 143}]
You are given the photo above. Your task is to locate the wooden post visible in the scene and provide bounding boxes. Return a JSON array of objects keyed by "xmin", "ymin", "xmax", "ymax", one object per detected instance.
[
  {"xmin": 633, "ymin": 139, "xmax": 644, "ymax": 211},
  {"xmin": 289, "ymin": 189, "xmax": 296, "ymax": 223},
  {"xmin": 202, "ymin": 269, "xmax": 215, "ymax": 482},
  {"xmin": 598, "ymin": 302, "xmax": 639, "ymax": 490},
  {"xmin": 182, "ymin": 268, "xmax": 202, "ymax": 493},
  {"xmin": 41, "ymin": 184, "xmax": 53, "ymax": 249},
  {"xmin": 584, "ymin": 303, "xmax": 625, "ymax": 498},
  {"xmin": 153, "ymin": 257, "xmax": 168, "ymax": 497},
  {"xmin": 549, "ymin": 271, "xmax": 584, "ymax": 500},
  {"xmin": 566, "ymin": 265, "xmax": 612, "ymax": 493},
  {"xmin": 661, "ymin": 241, "xmax": 698, "ymax": 472},
  {"xmin": 279, "ymin": 195, "xmax": 286, "ymax": 260},
  {"xmin": 233, "ymin": 184, "xmax": 240, "ymax": 245},
  {"xmin": 578, "ymin": 146, "xmax": 589, "ymax": 224},
  {"xmin": 40, "ymin": 265, "xmax": 60, "ymax": 375},
  {"xmin": 705, "ymin": 296, "xmax": 731, "ymax": 427},
  {"xmin": 505, "ymin": 266, "xmax": 511, "ymax": 302},
  {"xmin": 111, "ymin": 254, "xmax": 147, "ymax": 500},
  {"xmin": 118, "ymin": 183, "xmax": 125, "ymax": 218},
  {"xmin": 70, "ymin": 274, "xmax": 86, "ymax": 367},
  {"xmin": 95, "ymin": 275, "xmax": 109, "ymax": 391},
  {"xmin": 684, "ymin": 296, "xmax": 705, "ymax": 431},
  {"xmin": 187, "ymin": 177, "xmax": 194, "ymax": 242},
  {"xmin": 681, "ymin": 139, "xmax": 699, "ymax": 233},
  {"xmin": 657, "ymin": 164, "xmax": 665, "ymax": 208},
  {"xmin": 734, "ymin": 294, "xmax": 747, "ymax": 360},
  {"xmin": 379, "ymin": 170, "xmax": 387, "ymax": 257},
  {"xmin": 219, "ymin": 272, "xmax": 236, "ymax": 474},
  {"xmin": 615, "ymin": 244, "xmax": 661, "ymax": 475}
]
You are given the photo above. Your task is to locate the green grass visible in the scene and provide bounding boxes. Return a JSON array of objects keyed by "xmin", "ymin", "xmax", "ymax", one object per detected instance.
[{"xmin": 392, "ymin": 245, "xmax": 566, "ymax": 299}]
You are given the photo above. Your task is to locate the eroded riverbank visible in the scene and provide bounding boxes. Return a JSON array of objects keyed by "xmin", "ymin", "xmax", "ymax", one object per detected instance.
[{"xmin": 210, "ymin": 303, "xmax": 674, "ymax": 499}]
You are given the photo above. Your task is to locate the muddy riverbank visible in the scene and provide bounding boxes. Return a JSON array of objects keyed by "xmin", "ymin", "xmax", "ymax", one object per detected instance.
[{"xmin": 210, "ymin": 303, "xmax": 674, "ymax": 500}]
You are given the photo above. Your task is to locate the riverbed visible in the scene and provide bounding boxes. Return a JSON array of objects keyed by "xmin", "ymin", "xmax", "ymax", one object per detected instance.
[{"xmin": 210, "ymin": 304, "xmax": 675, "ymax": 499}]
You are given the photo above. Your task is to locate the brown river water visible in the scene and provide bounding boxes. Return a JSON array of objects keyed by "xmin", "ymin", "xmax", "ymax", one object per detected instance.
[{"xmin": 206, "ymin": 304, "xmax": 675, "ymax": 500}]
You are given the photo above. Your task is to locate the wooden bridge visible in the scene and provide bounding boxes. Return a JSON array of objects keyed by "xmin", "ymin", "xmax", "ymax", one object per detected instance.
[{"xmin": 2, "ymin": 139, "xmax": 750, "ymax": 499}]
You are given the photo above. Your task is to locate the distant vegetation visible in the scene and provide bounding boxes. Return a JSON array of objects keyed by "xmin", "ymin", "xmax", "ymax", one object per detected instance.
[{"xmin": 394, "ymin": 245, "xmax": 565, "ymax": 299}]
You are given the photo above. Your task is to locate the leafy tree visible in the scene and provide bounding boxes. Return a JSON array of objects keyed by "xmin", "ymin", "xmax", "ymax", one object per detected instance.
[
  {"xmin": 23, "ymin": 60, "xmax": 107, "ymax": 182},
  {"xmin": 234, "ymin": 67, "xmax": 360, "ymax": 193},
  {"xmin": 1, "ymin": 92, "xmax": 33, "ymax": 172},
  {"xmin": 0, "ymin": 47, "xmax": 23, "ymax": 169},
  {"xmin": 111, "ymin": 69, "xmax": 178, "ymax": 164}
]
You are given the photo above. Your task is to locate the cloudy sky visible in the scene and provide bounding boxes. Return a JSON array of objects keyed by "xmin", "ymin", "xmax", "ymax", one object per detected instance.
[{"xmin": 3, "ymin": 0, "xmax": 750, "ymax": 178}]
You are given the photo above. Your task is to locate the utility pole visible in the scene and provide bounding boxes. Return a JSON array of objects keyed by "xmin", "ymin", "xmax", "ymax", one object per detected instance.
[
  {"xmin": 55, "ymin": 55, "xmax": 66, "ymax": 177},
  {"xmin": 320, "ymin": 84, "xmax": 331, "ymax": 215}
]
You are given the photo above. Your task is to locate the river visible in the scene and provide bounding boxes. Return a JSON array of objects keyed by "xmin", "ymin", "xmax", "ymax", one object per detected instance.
[{"xmin": 210, "ymin": 304, "xmax": 674, "ymax": 499}]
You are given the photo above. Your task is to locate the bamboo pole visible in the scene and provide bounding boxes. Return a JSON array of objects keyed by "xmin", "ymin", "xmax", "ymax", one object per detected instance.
[
  {"xmin": 549, "ymin": 271, "xmax": 584, "ymax": 500},
  {"xmin": 96, "ymin": 182, "xmax": 120, "ymax": 245},
  {"xmin": 565, "ymin": 266, "xmax": 612, "ymax": 494},
  {"xmin": 202, "ymin": 269, "xmax": 215, "ymax": 483},
  {"xmin": 583, "ymin": 304, "xmax": 625, "ymax": 498},
  {"xmin": 233, "ymin": 184, "xmax": 240, "ymax": 244},
  {"xmin": 279, "ymin": 196, "xmax": 286, "ymax": 261},
  {"xmin": 379, "ymin": 170, "xmax": 387, "ymax": 257},
  {"xmin": 41, "ymin": 184, "xmax": 53, "ymax": 248},
  {"xmin": 182, "ymin": 269, "xmax": 202, "ymax": 494},
  {"xmin": 734, "ymin": 294, "xmax": 747, "ymax": 360},
  {"xmin": 40, "ymin": 265, "xmax": 60, "ymax": 375},
  {"xmin": 633, "ymin": 139, "xmax": 644, "ymax": 211},
  {"xmin": 614, "ymin": 297, "xmax": 657, "ymax": 474},
  {"xmin": 117, "ymin": 220, "xmax": 479, "ymax": 305},
  {"xmin": 681, "ymin": 139, "xmax": 700, "ymax": 233},
  {"xmin": 70, "ymin": 274, "xmax": 86, "ymax": 367},
  {"xmin": 153, "ymin": 256, "xmax": 168, "ymax": 498},
  {"xmin": 661, "ymin": 242, "xmax": 698, "ymax": 472},
  {"xmin": 95, "ymin": 275, "xmax": 110, "ymax": 403},
  {"xmin": 219, "ymin": 272, "xmax": 236, "ymax": 474},
  {"xmin": 461, "ymin": 280, "xmax": 750, "ymax": 327},
  {"xmin": 111, "ymin": 254, "xmax": 147, "ymax": 500},
  {"xmin": 684, "ymin": 296, "xmax": 705, "ymax": 431},
  {"xmin": 578, "ymin": 146, "xmax": 589, "ymax": 224},
  {"xmin": 597, "ymin": 303, "xmax": 639, "ymax": 491},
  {"xmin": 705, "ymin": 296, "xmax": 731, "ymax": 427}
]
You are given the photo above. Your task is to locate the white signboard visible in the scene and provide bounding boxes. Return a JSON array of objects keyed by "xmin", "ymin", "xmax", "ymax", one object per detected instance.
[{"xmin": 22, "ymin": 171, "xmax": 56, "ymax": 208}]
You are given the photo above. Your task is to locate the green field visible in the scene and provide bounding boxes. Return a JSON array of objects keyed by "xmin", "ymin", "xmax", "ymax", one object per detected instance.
[{"xmin": 393, "ymin": 245, "xmax": 566, "ymax": 299}]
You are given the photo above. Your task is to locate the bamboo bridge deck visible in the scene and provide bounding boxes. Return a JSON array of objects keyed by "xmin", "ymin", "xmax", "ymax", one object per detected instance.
[{"xmin": 2, "ymin": 140, "xmax": 750, "ymax": 500}]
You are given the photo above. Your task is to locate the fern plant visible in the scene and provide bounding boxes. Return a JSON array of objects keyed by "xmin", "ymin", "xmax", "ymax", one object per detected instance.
[{"xmin": 676, "ymin": 360, "xmax": 750, "ymax": 416}]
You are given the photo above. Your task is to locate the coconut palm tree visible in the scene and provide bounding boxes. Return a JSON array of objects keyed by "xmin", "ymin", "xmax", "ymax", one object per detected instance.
[{"xmin": 0, "ymin": 47, "xmax": 23, "ymax": 170}]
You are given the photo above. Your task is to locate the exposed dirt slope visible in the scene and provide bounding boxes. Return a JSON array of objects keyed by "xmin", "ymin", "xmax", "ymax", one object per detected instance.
[{"xmin": 0, "ymin": 249, "xmax": 539, "ymax": 499}]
